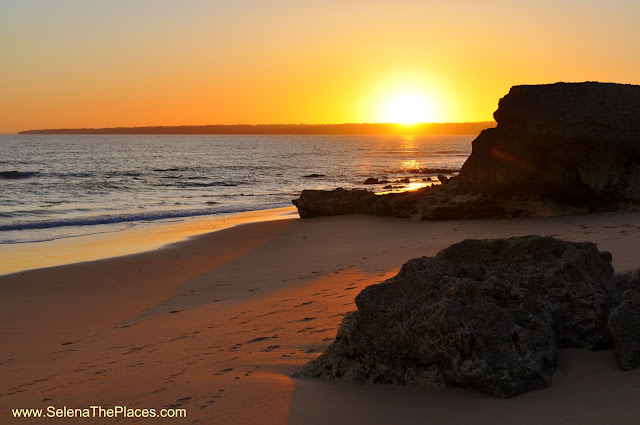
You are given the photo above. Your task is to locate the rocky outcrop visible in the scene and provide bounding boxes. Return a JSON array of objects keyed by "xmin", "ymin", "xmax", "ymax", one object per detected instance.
[
  {"xmin": 292, "ymin": 180, "xmax": 590, "ymax": 220},
  {"xmin": 294, "ymin": 236, "xmax": 623, "ymax": 397},
  {"xmin": 613, "ymin": 269, "xmax": 640, "ymax": 298},
  {"xmin": 363, "ymin": 178, "xmax": 380, "ymax": 185},
  {"xmin": 292, "ymin": 188, "xmax": 376, "ymax": 218},
  {"xmin": 457, "ymin": 82, "xmax": 640, "ymax": 206},
  {"xmin": 609, "ymin": 290, "xmax": 640, "ymax": 370},
  {"xmin": 292, "ymin": 82, "xmax": 640, "ymax": 220}
]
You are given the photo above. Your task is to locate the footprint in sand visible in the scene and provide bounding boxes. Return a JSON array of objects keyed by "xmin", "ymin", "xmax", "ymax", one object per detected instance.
[
  {"xmin": 260, "ymin": 345, "xmax": 281, "ymax": 352},
  {"xmin": 213, "ymin": 368, "xmax": 233, "ymax": 376},
  {"xmin": 246, "ymin": 335, "xmax": 277, "ymax": 343}
]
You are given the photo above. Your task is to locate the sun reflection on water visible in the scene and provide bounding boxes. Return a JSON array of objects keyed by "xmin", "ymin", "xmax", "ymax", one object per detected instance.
[
  {"xmin": 400, "ymin": 159, "xmax": 420, "ymax": 170},
  {"xmin": 374, "ymin": 180, "xmax": 433, "ymax": 195}
]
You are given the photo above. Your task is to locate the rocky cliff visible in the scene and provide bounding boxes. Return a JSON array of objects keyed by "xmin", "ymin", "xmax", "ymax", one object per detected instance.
[{"xmin": 458, "ymin": 82, "xmax": 640, "ymax": 206}]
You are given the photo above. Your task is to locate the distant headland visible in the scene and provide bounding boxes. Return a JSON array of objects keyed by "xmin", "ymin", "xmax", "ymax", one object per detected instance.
[{"xmin": 17, "ymin": 122, "xmax": 494, "ymax": 135}]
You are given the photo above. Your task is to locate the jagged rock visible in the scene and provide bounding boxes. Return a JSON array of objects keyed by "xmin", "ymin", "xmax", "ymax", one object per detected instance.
[
  {"xmin": 437, "ymin": 174, "xmax": 450, "ymax": 185},
  {"xmin": 609, "ymin": 290, "xmax": 640, "ymax": 370},
  {"xmin": 613, "ymin": 269, "xmax": 640, "ymax": 296},
  {"xmin": 407, "ymin": 168, "xmax": 458, "ymax": 174},
  {"xmin": 293, "ymin": 181, "xmax": 592, "ymax": 221},
  {"xmin": 292, "ymin": 188, "xmax": 376, "ymax": 219},
  {"xmin": 363, "ymin": 178, "xmax": 379, "ymax": 185},
  {"xmin": 458, "ymin": 82, "xmax": 640, "ymax": 206},
  {"xmin": 294, "ymin": 236, "xmax": 619, "ymax": 397}
]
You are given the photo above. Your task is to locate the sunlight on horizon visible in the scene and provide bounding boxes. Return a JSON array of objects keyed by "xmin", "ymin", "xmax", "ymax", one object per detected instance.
[
  {"xmin": 2, "ymin": 1, "xmax": 639, "ymax": 133},
  {"xmin": 383, "ymin": 92, "xmax": 436, "ymax": 124}
]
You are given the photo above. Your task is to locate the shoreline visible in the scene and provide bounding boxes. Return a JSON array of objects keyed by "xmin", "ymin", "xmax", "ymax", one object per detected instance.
[
  {"xmin": 2, "ymin": 211, "xmax": 639, "ymax": 424},
  {"xmin": 0, "ymin": 206, "xmax": 297, "ymax": 276}
]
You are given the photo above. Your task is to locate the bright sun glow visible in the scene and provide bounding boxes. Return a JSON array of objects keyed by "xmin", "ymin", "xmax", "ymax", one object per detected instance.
[{"xmin": 384, "ymin": 92, "xmax": 435, "ymax": 124}]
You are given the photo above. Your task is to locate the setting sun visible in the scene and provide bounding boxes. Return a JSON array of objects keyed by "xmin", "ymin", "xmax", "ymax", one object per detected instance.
[{"xmin": 384, "ymin": 92, "xmax": 435, "ymax": 124}]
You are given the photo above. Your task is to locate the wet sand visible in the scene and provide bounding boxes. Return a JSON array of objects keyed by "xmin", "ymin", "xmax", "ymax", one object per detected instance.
[{"xmin": 2, "ymin": 211, "xmax": 640, "ymax": 424}]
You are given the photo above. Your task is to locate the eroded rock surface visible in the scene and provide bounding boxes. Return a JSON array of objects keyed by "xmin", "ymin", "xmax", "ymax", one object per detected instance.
[
  {"xmin": 458, "ymin": 82, "xmax": 640, "ymax": 206},
  {"xmin": 294, "ymin": 236, "xmax": 621, "ymax": 397},
  {"xmin": 292, "ymin": 188, "xmax": 375, "ymax": 218},
  {"xmin": 609, "ymin": 289, "xmax": 640, "ymax": 370}
]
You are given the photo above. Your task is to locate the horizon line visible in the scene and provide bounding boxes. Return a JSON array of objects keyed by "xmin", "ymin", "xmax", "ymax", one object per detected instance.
[{"xmin": 16, "ymin": 121, "xmax": 496, "ymax": 135}]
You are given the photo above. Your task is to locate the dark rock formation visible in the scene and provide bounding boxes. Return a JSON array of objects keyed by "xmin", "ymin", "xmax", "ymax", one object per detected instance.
[
  {"xmin": 292, "ymin": 180, "xmax": 591, "ymax": 221},
  {"xmin": 294, "ymin": 236, "xmax": 621, "ymax": 397},
  {"xmin": 458, "ymin": 82, "xmax": 640, "ymax": 207},
  {"xmin": 407, "ymin": 168, "xmax": 459, "ymax": 174},
  {"xmin": 303, "ymin": 173, "xmax": 325, "ymax": 178},
  {"xmin": 292, "ymin": 188, "xmax": 376, "ymax": 219},
  {"xmin": 437, "ymin": 174, "xmax": 450, "ymax": 185},
  {"xmin": 292, "ymin": 82, "xmax": 640, "ymax": 220},
  {"xmin": 613, "ymin": 269, "xmax": 640, "ymax": 298},
  {"xmin": 609, "ymin": 290, "xmax": 640, "ymax": 370}
]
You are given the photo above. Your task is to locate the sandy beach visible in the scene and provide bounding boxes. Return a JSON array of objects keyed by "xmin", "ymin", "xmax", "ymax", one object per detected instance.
[{"xmin": 2, "ymin": 211, "xmax": 640, "ymax": 424}]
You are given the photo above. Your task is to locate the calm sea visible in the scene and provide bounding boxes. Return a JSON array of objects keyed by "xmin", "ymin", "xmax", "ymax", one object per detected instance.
[{"xmin": 0, "ymin": 134, "xmax": 473, "ymax": 243}]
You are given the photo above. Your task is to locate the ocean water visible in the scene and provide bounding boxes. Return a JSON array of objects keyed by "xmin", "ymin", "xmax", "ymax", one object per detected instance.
[{"xmin": 0, "ymin": 134, "xmax": 473, "ymax": 244}]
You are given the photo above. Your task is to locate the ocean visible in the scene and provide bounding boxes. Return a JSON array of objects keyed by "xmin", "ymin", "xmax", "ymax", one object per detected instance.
[{"xmin": 0, "ymin": 134, "xmax": 474, "ymax": 244}]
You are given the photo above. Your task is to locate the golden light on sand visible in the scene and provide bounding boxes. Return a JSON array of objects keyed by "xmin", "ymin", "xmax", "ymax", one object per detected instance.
[{"xmin": 384, "ymin": 92, "xmax": 435, "ymax": 124}]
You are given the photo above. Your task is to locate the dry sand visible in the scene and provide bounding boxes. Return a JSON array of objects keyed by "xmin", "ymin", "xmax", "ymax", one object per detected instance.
[{"xmin": 2, "ymin": 211, "xmax": 640, "ymax": 424}]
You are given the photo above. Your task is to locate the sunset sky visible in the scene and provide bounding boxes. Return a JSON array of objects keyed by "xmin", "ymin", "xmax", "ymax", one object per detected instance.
[{"xmin": 2, "ymin": 0, "xmax": 639, "ymax": 133}]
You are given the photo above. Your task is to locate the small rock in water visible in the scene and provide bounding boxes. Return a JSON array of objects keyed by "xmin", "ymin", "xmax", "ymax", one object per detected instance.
[
  {"xmin": 437, "ymin": 174, "xmax": 450, "ymax": 184},
  {"xmin": 363, "ymin": 178, "xmax": 379, "ymax": 185}
]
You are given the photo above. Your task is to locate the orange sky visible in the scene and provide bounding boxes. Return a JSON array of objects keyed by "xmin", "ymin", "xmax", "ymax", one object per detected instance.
[{"xmin": 2, "ymin": 0, "xmax": 639, "ymax": 133}]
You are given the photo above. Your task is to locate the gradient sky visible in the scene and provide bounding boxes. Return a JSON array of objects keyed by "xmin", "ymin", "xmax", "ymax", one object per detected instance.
[{"xmin": 2, "ymin": 0, "xmax": 639, "ymax": 133}]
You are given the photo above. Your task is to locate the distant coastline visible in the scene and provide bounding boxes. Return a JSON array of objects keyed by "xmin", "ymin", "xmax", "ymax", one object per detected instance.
[{"xmin": 17, "ymin": 122, "xmax": 494, "ymax": 135}]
